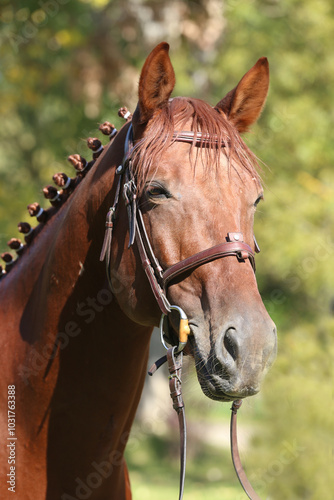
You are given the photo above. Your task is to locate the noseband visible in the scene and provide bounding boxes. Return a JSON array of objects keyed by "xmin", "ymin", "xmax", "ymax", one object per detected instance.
[{"xmin": 100, "ymin": 123, "xmax": 262, "ymax": 500}]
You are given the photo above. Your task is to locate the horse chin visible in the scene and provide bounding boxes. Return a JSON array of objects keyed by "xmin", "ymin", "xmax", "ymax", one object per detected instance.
[
  {"xmin": 195, "ymin": 368, "xmax": 259, "ymax": 403},
  {"xmin": 198, "ymin": 379, "xmax": 237, "ymax": 403}
]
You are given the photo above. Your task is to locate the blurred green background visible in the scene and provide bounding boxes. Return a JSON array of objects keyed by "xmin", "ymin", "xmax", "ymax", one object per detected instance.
[{"xmin": 0, "ymin": 0, "xmax": 333, "ymax": 498}]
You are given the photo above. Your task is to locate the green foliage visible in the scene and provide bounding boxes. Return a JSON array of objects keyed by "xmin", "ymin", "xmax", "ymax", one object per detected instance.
[
  {"xmin": 249, "ymin": 319, "xmax": 333, "ymax": 499},
  {"xmin": 0, "ymin": 0, "xmax": 333, "ymax": 498}
]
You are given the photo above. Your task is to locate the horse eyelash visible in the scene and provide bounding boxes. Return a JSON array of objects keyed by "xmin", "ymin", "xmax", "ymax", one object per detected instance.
[{"xmin": 254, "ymin": 195, "xmax": 264, "ymax": 207}]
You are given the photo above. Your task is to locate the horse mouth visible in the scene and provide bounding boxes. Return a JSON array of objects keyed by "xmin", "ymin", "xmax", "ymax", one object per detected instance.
[
  {"xmin": 188, "ymin": 336, "xmax": 260, "ymax": 402},
  {"xmin": 194, "ymin": 363, "xmax": 239, "ymax": 402},
  {"xmin": 162, "ymin": 321, "xmax": 233, "ymax": 400},
  {"xmin": 195, "ymin": 365, "xmax": 259, "ymax": 402}
]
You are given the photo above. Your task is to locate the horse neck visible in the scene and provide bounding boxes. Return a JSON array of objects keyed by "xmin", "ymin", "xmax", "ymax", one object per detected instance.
[
  {"xmin": 1, "ymin": 122, "xmax": 153, "ymax": 424},
  {"xmin": 1, "ymin": 126, "xmax": 124, "ymax": 335},
  {"xmin": 0, "ymin": 124, "xmax": 155, "ymax": 499}
]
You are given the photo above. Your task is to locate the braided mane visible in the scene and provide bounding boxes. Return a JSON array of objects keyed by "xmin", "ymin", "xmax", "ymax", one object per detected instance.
[{"xmin": 0, "ymin": 108, "xmax": 131, "ymax": 279}]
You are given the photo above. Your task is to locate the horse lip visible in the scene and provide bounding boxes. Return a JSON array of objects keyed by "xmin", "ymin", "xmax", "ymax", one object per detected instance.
[
  {"xmin": 197, "ymin": 368, "xmax": 259, "ymax": 402},
  {"xmin": 196, "ymin": 365, "xmax": 236, "ymax": 402},
  {"xmin": 189, "ymin": 341, "xmax": 234, "ymax": 401},
  {"xmin": 189, "ymin": 337, "xmax": 260, "ymax": 401}
]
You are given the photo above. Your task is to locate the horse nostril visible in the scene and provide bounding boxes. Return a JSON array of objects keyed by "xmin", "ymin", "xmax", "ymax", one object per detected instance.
[{"xmin": 224, "ymin": 328, "xmax": 238, "ymax": 361}]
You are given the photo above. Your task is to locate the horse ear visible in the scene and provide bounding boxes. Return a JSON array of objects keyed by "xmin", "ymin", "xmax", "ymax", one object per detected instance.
[
  {"xmin": 136, "ymin": 42, "xmax": 175, "ymax": 124},
  {"xmin": 215, "ymin": 57, "xmax": 269, "ymax": 133}
]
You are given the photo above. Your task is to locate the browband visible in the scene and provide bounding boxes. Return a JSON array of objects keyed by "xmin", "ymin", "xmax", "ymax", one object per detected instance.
[{"xmin": 173, "ymin": 130, "xmax": 227, "ymax": 146}]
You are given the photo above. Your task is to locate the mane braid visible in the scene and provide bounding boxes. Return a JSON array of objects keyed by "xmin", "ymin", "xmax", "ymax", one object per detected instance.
[
  {"xmin": 131, "ymin": 97, "xmax": 260, "ymax": 194},
  {"xmin": 0, "ymin": 118, "xmax": 119, "ymax": 280}
]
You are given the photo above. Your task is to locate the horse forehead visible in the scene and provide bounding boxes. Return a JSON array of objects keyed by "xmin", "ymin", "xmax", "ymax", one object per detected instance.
[
  {"xmin": 158, "ymin": 146, "xmax": 258, "ymax": 195},
  {"xmin": 156, "ymin": 142, "xmax": 228, "ymax": 179}
]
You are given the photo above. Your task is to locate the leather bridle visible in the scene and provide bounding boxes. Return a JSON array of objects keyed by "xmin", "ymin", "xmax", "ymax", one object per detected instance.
[
  {"xmin": 101, "ymin": 124, "xmax": 257, "ymax": 328},
  {"xmin": 100, "ymin": 123, "xmax": 262, "ymax": 500}
]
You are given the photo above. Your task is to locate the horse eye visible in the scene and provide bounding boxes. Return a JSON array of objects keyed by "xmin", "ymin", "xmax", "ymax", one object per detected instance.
[
  {"xmin": 146, "ymin": 184, "xmax": 170, "ymax": 200},
  {"xmin": 254, "ymin": 195, "xmax": 264, "ymax": 207}
]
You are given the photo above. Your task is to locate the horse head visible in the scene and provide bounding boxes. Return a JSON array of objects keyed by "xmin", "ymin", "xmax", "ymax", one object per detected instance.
[{"xmin": 108, "ymin": 43, "xmax": 277, "ymax": 402}]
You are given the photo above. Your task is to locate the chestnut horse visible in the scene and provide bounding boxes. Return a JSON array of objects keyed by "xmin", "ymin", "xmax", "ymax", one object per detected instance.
[{"xmin": 0, "ymin": 43, "xmax": 276, "ymax": 500}]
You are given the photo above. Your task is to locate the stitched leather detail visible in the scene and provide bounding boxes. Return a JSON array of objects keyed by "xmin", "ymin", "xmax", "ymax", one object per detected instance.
[{"xmin": 162, "ymin": 242, "xmax": 255, "ymax": 287}]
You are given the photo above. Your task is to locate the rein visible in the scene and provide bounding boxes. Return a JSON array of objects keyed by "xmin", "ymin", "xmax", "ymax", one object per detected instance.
[{"xmin": 100, "ymin": 123, "xmax": 262, "ymax": 500}]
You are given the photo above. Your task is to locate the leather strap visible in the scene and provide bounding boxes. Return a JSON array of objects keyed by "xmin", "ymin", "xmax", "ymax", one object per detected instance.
[
  {"xmin": 137, "ymin": 209, "xmax": 164, "ymax": 281},
  {"xmin": 149, "ymin": 355, "xmax": 263, "ymax": 500},
  {"xmin": 123, "ymin": 169, "xmax": 137, "ymax": 247},
  {"xmin": 230, "ymin": 400, "xmax": 262, "ymax": 500},
  {"xmin": 173, "ymin": 131, "xmax": 227, "ymax": 146},
  {"xmin": 135, "ymin": 215, "xmax": 171, "ymax": 315},
  {"xmin": 163, "ymin": 241, "xmax": 255, "ymax": 287},
  {"xmin": 134, "ymin": 212, "xmax": 255, "ymax": 315},
  {"xmin": 167, "ymin": 347, "xmax": 186, "ymax": 500}
]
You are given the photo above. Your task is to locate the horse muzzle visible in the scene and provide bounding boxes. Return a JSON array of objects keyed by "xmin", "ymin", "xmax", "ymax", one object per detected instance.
[{"xmin": 190, "ymin": 318, "xmax": 277, "ymax": 402}]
